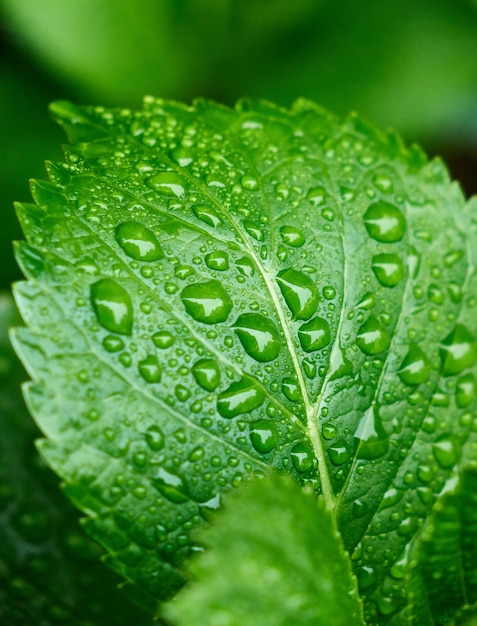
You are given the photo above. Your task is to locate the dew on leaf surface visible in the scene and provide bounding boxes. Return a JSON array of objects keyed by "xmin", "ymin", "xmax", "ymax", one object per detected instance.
[
  {"xmin": 191, "ymin": 358, "xmax": 221, "ymax": 391},
  {"xmin": 243, "ymin": 221, "xmax": 264, "ymax": 241},
  {"xmin": 235, "ymin": 256, "xmax": 255, "ymax": 277},
  {"xmin": 233, "ymin": 313, "xmax": 281, "ymax": 362},
  {"xmin": 152, "ymin": 330, "xmax": 175, "ymax": 349},
  {"xmin": 180, "ymin": 280, "xmax": 232, "ymax": 324},
  {"xmin": 144, "ymin": 425, "xmax": 165, "ymax": 451},
  {"xmin": 328, "ymin": 440, "xmax": 351, "ymax": 466},
  {"xmin": 455, "ymin": 373, "xmax": 477, "ymax": 408},
  {"xmin": 281, "ymin": 377, "xmax": 301, "ymax": 402},
  {"xmin": 397, "ymin": 344, "xmax": 430, "ymax": 386},
  {"xmin": 279, "ymin": 225, "xmax": 305, "ymax": 247},
  {"xmin": 217, "ymin": 376, "xmax": 265, "ymax": 418},
  {"xmin": 302, "ymin": 357, "xmax": 317, "ymax": 379},
  {"xmin": 276, "ymin": 268, "xmax": 319, "ymax": 320},
  {"xmin": 249, "ymin": 420, "xmax": 278, "ymax": 454},
  {"xmin": 354, "ymin": 406, "xmax": 389, "ymax": 460},
  {"xmin": 114, "ymin": 221, "xmax": 164, "ymax": 262},
  {"xmin": 153, "ymin": 467, "xmax": 189, "ymax": 503},
  {"xmin": 298, "ymin": 317, "xmax": 331, "ymax": 352},
  {"xmin": 356, "ymin": 316, "xmax": 390, "ymax": 355},
  {"xmin": 90, "ymin": 278, "xmax": 133, "ymax": 335},
  {"xmin": 371, "ymin": 254, "xmax": 405, "ymax": 288},
  {"xmin": 102, "ymin": 335, "xmax": 125, "ymax": 353},
  {"xmin": 432, "ymin": 438, "xmax": 458, "ymax": 469},
  {"xmin": 241, "ymin": 175, "xmax": 259, "ymax": 191},
  {"xmin": 138, "ymin": 355, "xmax": 162, "ymax": 383},
  {"xmin": 439, "ymin": 324, "xmax": 477, "ymax": 376},
  {"xmin": 363, "ymin": 201, "xmax": 406, "ymax": 243},
  {"xmin": 290, "ymin": 442, "xmax": 315, "ymax": 472},
  {"xmin": 205, "ymin": 251, "xmax": 229, "ymax": 271},
  {"xmin": 192, "ymin": 205, "xmax": 221, "ymax": 228},
  {"xmin": 306, "ymin": 186, "xmax": 327, "ymax": 206},
  {"xmin": 147, "ymin": 172, "xmax": 186, "ymax": 197}
]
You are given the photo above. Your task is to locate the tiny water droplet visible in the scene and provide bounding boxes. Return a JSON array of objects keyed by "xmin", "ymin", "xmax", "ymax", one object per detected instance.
[
  {"xmin": 102, "ymin": 335, "xmax": 125, "ymax": 353},
  {"xmin": 205, "ymin": 251, "xmax": 229, "ymax": 271},
  {"xmin": 192, "ymin": 358, "xmax": 221, "ymax": 391},
  {"xmin": 298, "ymin": 317, "xmax": 331, "ymax": 352},
  {"xmin": 456, "ymin": 373, "xmax": 476, "ymax": 408},
  {"xmin": 372, "ymin": 254, "xmax": 405, "ymax": 288},
  {"xmin": 363, "ymin": 201, "xmax": 406, "ymax": 242},
  {"xmin": 90, "ymin": 278, "xmax": 133, "ymax": 335},
  {"xmin": 152, "ymin": 330, "xmax": 174, "ymax": 349},
  {"xmin": 356, "ymin": 316, "xmax": 390, "ymax": 355},
  {"xmin": 398, "ymin": 344, "xmax": 430, "ymax": 385},
  {"xmin": 440, "ymin": 324, "xmax": 477, "ymax": 376},
  {"xmin": 181, "ymin": 280, "xmax": 232, "ymax": 324},
  {"xmin": 249, "ymin": 420, "xmax": 278, "ymax": 454},
  {"xmin": 354, "ymin": 406, "xmax": 389, "ymax": 460},
  {"xmin": 279, "ymin": 226, "xmax": 305, "ymax": 247},
  {"xmin": 192, "ymin": 205, "xmax": 221, "ymax": 228},
  {"xmin": 145, "ymin": 425, "xmax": 165, "ymax": 451},
  {"xmin": 281, "ymin": 377, "xmax": 301, "ymax": 402},
  {"xmin": 147, "ymin": 172, "xmax": 186, "ymax": 197},
  {"xmin": 217, "ymin": 376, "xmax": 265, "ymax": 418},
  {"xmin": 115, "ymin": 221, "xmax": 164, "ymax": 262},
  {"xmin": 138, "ymin": 355, "xmax": 162, "ymax": 383},
  {"xmin": 290, "ymin": 442, "xmax": 314, "ymax": 472},
  {"xmin": 233, "ymin": 313, "xmax": 281, "ymax": 362},
  {"xmin": 276, "ymin": 268, "xmax": 319, "ymax": 320}
]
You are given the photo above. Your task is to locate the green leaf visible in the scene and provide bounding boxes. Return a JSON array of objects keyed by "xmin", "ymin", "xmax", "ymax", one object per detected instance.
[
  {"xmin": 0, "ymin": 292, "xmax": 155, "ymax": 625},
  {"xmin": 11, "ymin": 97, "xmax": 477, "ymax": 622},
  {"xmin": 165, "ymin": 473, "xmax": 364, "ymax": 626}
]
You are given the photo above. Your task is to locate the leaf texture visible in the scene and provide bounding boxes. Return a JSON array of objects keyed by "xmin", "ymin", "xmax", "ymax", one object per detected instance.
[{"xmin": 11, "ymin": 98, "xmax": 477, "ymax": 621}]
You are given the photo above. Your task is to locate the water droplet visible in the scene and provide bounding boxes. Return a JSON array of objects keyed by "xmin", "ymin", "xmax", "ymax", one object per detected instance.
[
  {"xmin": 356, "ymin": 316, "xmax": 390, "ymax": 355},
  {"xmin": 444, "ymin": 249, "xmax": 463, "ymax": 267},
  {"xmin": 152, "ymin": 330, "xmax": 174, "ymax": 349},
  {"xmin": 323, "ymin": 286, "xmax": 336, "ymax": 300},
  {"xmin": 102, "ymin": 335, "xmax": 125, "ymax": 353},
  {"xmin": 398, "ymin": 344, "xmax": 430, "ymax": 385},
  {"xmin": 147, "ymin": 172, "xmax": 186, "ymax": 197},
  {"xmin": 328, "ymin": 440, "xmax": 351, "ymax": 465},
  {"xmin": 153, "ymin": 467, "xmax": 189, "ymax": 503},
  {"xmin": 235, "ymin": 256, "xmax": 255, "ymax": 277},
  {"xmin": 217, "ymin": 376, "xmax": 265, "ymax": 418},
  {"xmin": 447, "ymin": 282, "xmax": 463, "ymax": 304},
  {"xmin": 352, "ymin": 499, "xmax": 368, "ymax": 518},
  {"xmin": 440, "ymin": 324, "xmax": 477, "ymax": 376},
  {"xmin": 233, "ymin": 313, "xmax": 281, "ymax": 362},
  {"xmin": 241, "ymin": 175, "xmax": 259, "ymax": 191},
  {"xmin": 428, "ymin": 284, "xmax": 444, "ymax": 305},
  {"xmin": 138, "ymin": 355, "xmax": 162, "ymax": 383},
  {"xmin": 189, "ymin": 446, "xmax": 205, "ymax": 461},
  {"xmin": 281, "ymin": 377, "xmax": 301, "ymax": 402},
  {"xmin": 115, "ymin": 221, "xmax": 164, "ymax": 262},
  {"xmin": 243, "ymin": 221, "xmax": 264, "ymax": 241},
  {"xmin": 205, "ymin": 251, "xmax": 229, "ymax": 271},
  {"xmin": 277, "ymin": 245, "xmax": 287, "ymax": 262},
  {"xmin": 279, "ymin": 226, "xmax": 305, "ymax": 247},
  {"xmin": 306, "ymin": 186, "xmax": 326, "ymax": 206},
  {"xmin": 290, "ymin": 442, "xmax": 314, "ymax": 472},
  {"xmin": 171, "ymin": 148, "xmax": 193, "ymax": 167},
  {"xmin": 276, "ymin": 268, "xmax": 319, "ymax": 320},
  {"xmin": 192, "ymin": 205, "xmax": 221, "ymax": 228},
  {"xmin": 356, "ymin": 292, "xmax": 375, "ymax": 310},
  {"xmin": 357, "ymin": 566, "xmax": 377, "ymax": 590},
  {"xmin": 181, "ymin": 280, "xmax": 232, "ymax": 324},
  {"xmin": 302, "ymin": 357, "xmax": 316, "ymax": 379},
  {"xmin": 298, "ymin": 317, "xmax": 331, "ymax": 352},
  {"xmin": 175, "ymin": 384, "xmax": 191, "ymax": 401},
  {"xmin": 456, "ymin": 373, "xmax": 476, "ymax": 408},
  {"xmin": 354, "ymin": 406, "xmax": 389, "ymax": 460},
  {"xmin": 363, "ymin": 201, "xmax": 406, "ymax": 242},
  {"xmin": 90, "ymin": 278, "xmax": 133, "ymax": 335},
  {"xmin": 371, "ymin": 254, "xmax": 405, "ymax": 288},
  {"xmin": 175, "ymin": 264, "xmax": 195, "ymax": 279},
  {"xmin": 432, "ymin": 438, "xmax": 458, "ymax": 469},
  {"xmin": 145, "ymin": 425, "xmax": 165, "ymax": 451},
  {"xmin": 322, "ymin": 424, "xmax": 337, "ymax": 440},
  {"xmin": 372, "ymin": 174, "xmax": 394, "ymax": 193},
  {"xmin": 192, "ymin": 358, "xmax": 220, "ymax": 391},
  {"xmin": 249, "ymin": 420, "xmax": 278, "ymax": 454}
]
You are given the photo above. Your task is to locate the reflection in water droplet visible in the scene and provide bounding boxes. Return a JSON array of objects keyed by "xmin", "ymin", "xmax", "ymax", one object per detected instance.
[
  {"xmin": 279, "ymin": 226, "xmax": 305, "ymax": 247},
  {"xmin": 241, "ymin": 175, "xmax": 259, "ymax": 191},
  {"xmin": 192, "ymin": 205, "xmax": 221, "ymax": 228},
  {"xmin": 323, "ymin": 286, "xmax": 336, "ymax": 300},
  {"xmin": 456, "ymin": 373, "xmax": 476, "ymax": 408},
  {"xmin": 90, "ymin": 278, "xmax": 133, "ymax": 335},
  {"xmin": 115, "ymin": 221, "xmax": 164, "ymax": 262},
  {"xmin": 276, "ymin": 268, "xmax": 319, "ymax": 320},
  {"xmin": 290, "ymin": 442, "xmax": 314, "ymax": 472},
  {"xmin": 181, "ymin": 280, "xmax": 232, "ymax": 324},
  {"xmin": 102, "ymin": 335, "xmax": 125, "ymax": 353},
  {"xmin": 147, "ymin": 172, "xmax": 186, "ymax": 197},
  {"xmin": 398, "ymin": 344, "xmax": 430, "ymax": 385},
  {"xmin": 354, "ymin": 406, "xmax": 389, "ymax": 460},
  {"xmin": 363, "ymin": 201, "xmax": 406, "ymax": 242},
  {"xmin": 205, "ymin": 251, "xmax": 229, "ymax": 271},
  {"xmin": 235, "ymin": 256, "xmax": 255, "ymax": 277},
  {"xmin": 439, "ymin": 324, "xmax": 477, "ymax": 376},
  {"xmin": 357, "ymin": 566, "xmax": 377, "ymax": 590},
  {"xmin": 371, "ymin": 254, "xmax": 405, "ymax": 288},
  {"xmin": 217, "ymin": 376, "xmax": 265, "ymax": 418},
  {"xmin": 298, "ymin": 317, "xmax": 331, "ymax": 352},
  {"xmin": 328, "ymin": 440, "xmax": 351, "ymax": 465},
  {"xmin": 322, "ymin": 424, "xmax": 337, "ymax": 440},
  {"xmin": 175, "ymin": 264, "xmax": 195, "ymax": 280},
  {"xmin": 192, "ymin": 358, "xmax": 221, "ymax": 391},
  {"xmin": 281, "ymin": 377, "xmax": 301, "ymax": 402},
  {"xmin": 145, "ymin": 425, "xmax": 165, "ymax": 451},
  {"xmin": 432, "ymin": 438, "xmax": 458, "ymax": 469},
  {"xmin": 243, "ymin": 221, "xmax": 264, "ymax": 241},
  {"xmin": 152, "ymin": 330, "xmax": 174, "ymax": 349},
  {"xmin": 153, "ymin": 467, "xmax": 189, "ymax": 503},
  {"xmin": 302, "ymin": 357, "xmax": 316, "ymax": 379},
  {"xmin": 249, "ymin": 420, "xmax": 278, "ymax": 454},
  {"xmin": 428, "ymin": 284, "xmax": 444, "ymax": 305},
  {"xmin": 356, "ymin": 316, "xmax": 390, "ymax": 355},
  {"xmin": 306, "ymin": 186, "xmax": 327, "ymax": 206},
  {"xmin": 138, "ymin": 355, "xmax": 162, "ymax": 383},
  {"xmin": 233, "ymin": 313, "xmax": 281, "ymax": 362},
  {"xmin": 356, "ymin": 292, "xmax": 375, "ymax": 310}
]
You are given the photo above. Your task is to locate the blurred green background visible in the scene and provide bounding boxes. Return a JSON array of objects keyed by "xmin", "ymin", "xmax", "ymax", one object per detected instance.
[{"xmin": 1, "ymin": 0, "xmax": 477, "ymax": 290}]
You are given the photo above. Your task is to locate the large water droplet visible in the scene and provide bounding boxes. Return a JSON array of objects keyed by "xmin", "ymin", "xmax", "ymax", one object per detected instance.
[
  {"xmin": 147, "ymin": 172, "xmax": 186, "ymax": 197},
  {"xmin": 439, "ymin": 324, "xmax": 477, "ymax": 376},
  {"xmin": 249, "ymin": 420, "xmax": 278, "ymax": 454},
  {"xmin": 356, "ymin": 316, "xmax": 390, "ymax": 355},
  {"xmin": 243, "ymin": 221, "xmax": 264, "ymax": 241},
  {"xmin": 363, "ymin": 201, "xmax": 406, "ymax": 242},
  {"xmin": 306, "ymin": 186, "xmax": 327, "ymax": 206},
  {"xmin": 456, "ymin": 373, "xmax": 476, "ymax": 408},
  {"xmin": 281, "ymin": 377, "xmax": 301, "ymax": 402},
  {"xmin": 115, "ymin": 221, "xmax": 164, "ymax": 262},
  {"xmin": 398, "ymin": 344, "xmax": 430, "ymax": 385},
  {"xmin": 372, "ymin": 254, "xmax": 405, "ymax": 288},
  {"xmin": 153, "ymin": 467, "xmax": 189, "ymax": 503},
  {"xmin": 192, "ymin": 205, "xmax": 221, "ymax": 228},
  {"xmin": 354, "ymin": 406, "xmax": 389, "ymax": 460},
  {"xmin": 145, "ymin": 425, "xmax": 165, "ymax": 451},
  {"xmin": 217, "ymin": 376, "xmax": 265, "ymax": 418},
  {"xmin": 90, "ymin": 278, "xmax": 133, "ymax": 335},
  {"xmin": 279, "ymin": 226, "xmax": 305, "ymax": 247},
  {"xmin": 233, "ymin": 313, "xmax": 281, "ymax": 362},
  {"xmin": 205, "ymin": 251, "xmax": 229, "ymax": 271},
  {"xmin": 328, "ymin": 440, "xmax": 351, "ymax": 465},
  {"xmin": 181, "ymin": 280, "xmax": 232, "ymax": 324},
  {"xmin": 152, "ymin": 330, "xmax": 175, "ymax": 349},
  {"xmin": 298, "ymin": 317, "xmax": 331, "ymax": 352},
  {"xmin": 432, "ymin": 438, "xmax": 458, "ymax": 469},
  {"xmin": 290, "ymin": 442, "xmax": 314, "ymax": 472},
  {"xmin": 192, "ymin": 358, "xmax": 221, "ymax": 391},
  {"xmin": 276, "ymin": 268, "xmax": 319, "ymax": 320},
  {"xmin": 102, "ymin": 335, "xmax": 125, "ymax": 353},
  {"xmin": 138, "ymin": 355, "xmax": 162, "ymax": 383}
]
